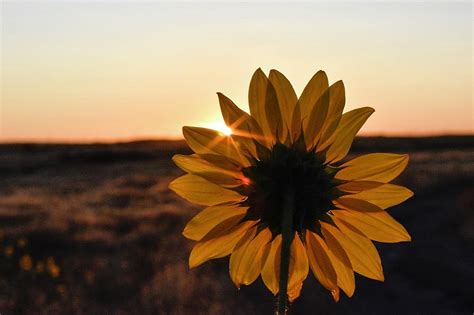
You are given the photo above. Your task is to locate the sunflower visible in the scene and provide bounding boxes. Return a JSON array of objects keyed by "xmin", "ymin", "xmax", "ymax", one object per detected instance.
[{"xmin": 169, "ymin": 68, "xmax": 413, "ymax": 306}]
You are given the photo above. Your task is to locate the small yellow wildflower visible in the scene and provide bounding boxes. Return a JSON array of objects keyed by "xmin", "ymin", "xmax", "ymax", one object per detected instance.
[
  {"xmin": 4, "ymin": 246, "xmax": 14, "ymax": 257},
  {"xmin": 19, "ymin": 255, "xmax": 33, "ymax": 271},
  {"xmin": 47, "ymin": 257, "xmax": 61, "ymax": 278}
]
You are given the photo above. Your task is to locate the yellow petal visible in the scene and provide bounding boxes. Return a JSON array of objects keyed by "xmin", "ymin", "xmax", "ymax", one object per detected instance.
[
  {"xmin": 336, "ymin": 153, "xmax": 409, "ymax": 183},
  {"xmin": 324, "ymin": 107, "xmax": 375, "ymax": 163},
  {"xmin": 248, "ymin": 68, "xmax": 275, "ymax": 147},
  {"xmin": 218, "ymin": 92, "xmax": 251, "ymax": 131},
  {"xmin": 337, "ymin": 181, "xmax": 383, "ymax": 193},
  {"xmin": 261, "ymin": 233, "xmax": 309, "ymax": 301},
  {"xmin": 261, "ymin": 234, "xmax": 282, "ymax": 295},
  {"xmin": 217, "ymin": 92, "xmax": 260, "ymax": 158},
  {"xmin": 349, "ymin": 183, "xmax": 414, "ymax": 209},
  {"xmin": 304, "ymin": 88, "xmax": 330, "ymax": 150},
  {"xmin": 172, "ymin": 154, "xmax": 243, "ymax": 188},
  {"xmin": 321, "ymin": 221, "xmax": 384, "ymax": 281},
  {"xmin": 229, "ymin": 227, "xmax": 272, "ymax": 287},
  {"xmin": 231, "ymin": 134, "xmax": 259, "ymax": 162},
  {"xmin": 189, "ymin": 220, "xmax": 256, "ymax": 268},
  {"xmin": 264, "ymin": 77, "xmax": 285, "ymax": 143},
  {"xmin": 229, "ymin": 227, "xmax": 258, "ymax": 282},
  {"xmin": 183, "ymin": 126, "xmax": 251, "ymax": 167},
  {"xmin": 321, "ymin": 228, "xmax": 355, "ymax": 298},
  {"xmin": 198, "ymin": 153, "xmax": 241, "ymax": 170},
  {"xmin": 183, "ymin": 204, "xmax": 249, "ymax": 241},
  {"xmin": 269, "ymin": 69, "xmax": 298, "ymax": 141},
  {"xmin": 290, "ymin": 101, "xmax": 302, "ymax": 142},
  {"xmin": 332, "ymin": 210, "xmax": 411, "ymax": 243},
  {"xmin": 305, "ymin": 231, "xmax": 339, "ymax": 300},
  {"xmin": 318, "ymin": 81, "xmax": 346, "ymax": 147},
  {"xmin": 288, "ymin": 234, "xmax": 310, "ymax": 302},
  {"xmin": 334, "ymin": 197, "xmax": 384, "ymax": 212},
  {"xmin": 299, "ymin": 70, "xmax": 329, "ymax": 132},
  {"xmin": 169, "ymin": 174, "xmax": 244, "ymax": 206},
  {"xmin": 287, "ymin": 281, "xmax": 304, "ymax": 303}
]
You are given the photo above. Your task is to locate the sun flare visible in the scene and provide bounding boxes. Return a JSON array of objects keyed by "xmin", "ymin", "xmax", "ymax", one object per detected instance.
[{"xmin": 205, "ymin": 121, "xmax": 232, "ymax": 136}]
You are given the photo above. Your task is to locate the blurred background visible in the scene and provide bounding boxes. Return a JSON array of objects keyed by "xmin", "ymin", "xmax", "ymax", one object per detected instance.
[{"xmin": 0, "ymin": 1, "xmax": 473, "ymax": 314}]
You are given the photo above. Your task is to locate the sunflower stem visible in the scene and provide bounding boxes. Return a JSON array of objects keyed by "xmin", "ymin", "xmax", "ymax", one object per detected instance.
[{"xmin": 276, "ymin": 186, "xmax": 294, "ymax": 315}]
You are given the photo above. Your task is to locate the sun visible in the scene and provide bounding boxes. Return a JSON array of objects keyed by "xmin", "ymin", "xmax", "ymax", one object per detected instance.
[{"xmin": 206, "ymin": 121, "xmax": 232, "ymax": 136}]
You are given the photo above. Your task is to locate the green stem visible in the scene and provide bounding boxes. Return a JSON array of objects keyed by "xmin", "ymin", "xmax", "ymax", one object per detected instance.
[{"xmin": 276, "ymin": 187, "xmax": 294, "ymax": 315}]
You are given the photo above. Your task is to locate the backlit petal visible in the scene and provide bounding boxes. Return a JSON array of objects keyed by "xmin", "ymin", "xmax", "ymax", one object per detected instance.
[
  {"xmin": 183, "ymin": 126, "xmax": 251, "ymax": 166},
  {"xmin": 288, "ymin": 234, "xmax": 310, "ymax": 302},
  {"xmin": 261, "ymin": 233, "xmax": 309, "ymax": 301},
  {"xmin": 183, "ymin": 204, "xmax": 248, "ymax": 241},
  {"xmin": 172, "ymin": 154, "xmax": 243, "ymax": 188},
  {"xmin": 264, "ymin": 76, "xmax": 285, "ymax": 143},
  {"xmin": 348, "ymin": 184, "xmax": 414, "ymax": 209},
  {"xmin": 290, "ymin": 102, "xmax": 302, "ymax": 143},
  {"xmin": 218, "ymin": 92, "xmax": 251, "ymax": 131},
  {"xmin": 198, "ymin": 153, "xmax": 241, "ymax": 170},
  {"xmin": 332, "ymin": 210, "xmax": 411, "ymax": 243},
  {"xmin": 269, "ymin": 69, "xmax": 298, "ymax": 142},
  {"xmin": 299, "ymin": 70, "xmax": 328, "ymax": 131},
  {"xmin": 261, "ymin": 234, "xmax": 282, "ymax": 295},
  {"xmin": 334, "ymin": 198, "xmax": 384, "ymax": 212},
  {"xmin": 287, "ymin": 281, "xmax": 304, "ymax": 303},
  {"xmin": 317, "ymin": 81, "xmax": 346, "ymax": 148},
  {"xmin": 169, "ymin": 174, "xmax": 244, "ymax": 206},
  {"xmin": 304, "ymin": 88, "xmax": 330, "ymax": 150},
  {"xmin": 336, "ymin": 153, "xmax": 409, "ymax": 183},
  {"xmin": 305, "ymin": 231, "xmax": 339, "ymax": 301},
  {"xmin": 217, "ymin": 92, "xmax": 260, "ymax": 157},
  {"xmin": 321, "ymin": 221, "xmax": 384, "ymax": 281},
  {"xmin": 248, "ymin": 68, "xmax": 275, "ymax": 147},
  {"xmin": 189, "ymin": 220, "xmax": 256, "ymax": 268},
  {"xmin": 321, "ymin": 228, "xmax": 355, "ymax": 297},
  {"xmin": 337, "ymin": 181, "xmax": 383, "ymax": 193},
  {"xmin": 324, "ymin": 107, "xmax": 374, "ymax": 163},
  {"xmin": 229, "ymin": 227, "xmax": 272, "ymax": 287}
]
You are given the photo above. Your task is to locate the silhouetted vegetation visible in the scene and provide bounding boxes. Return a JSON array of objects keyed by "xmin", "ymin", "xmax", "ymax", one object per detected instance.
[{"xmin": 0, "ymin": 136, "xmax": 472, "ymax": 314}]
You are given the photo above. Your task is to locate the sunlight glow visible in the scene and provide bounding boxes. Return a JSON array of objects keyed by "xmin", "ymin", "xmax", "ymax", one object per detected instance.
[
  {"xmin": 206, "ymin": 121, "xmax": 233, "ymax": 136},
  {"xmin": 1, "ymin": 2, "xmax": 471, "ymax": 141}
]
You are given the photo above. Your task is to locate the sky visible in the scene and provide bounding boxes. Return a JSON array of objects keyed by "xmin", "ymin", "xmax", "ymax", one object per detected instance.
[{"xmin": 1, "ymin": 1, "xmax": 472, "ymax": 142}]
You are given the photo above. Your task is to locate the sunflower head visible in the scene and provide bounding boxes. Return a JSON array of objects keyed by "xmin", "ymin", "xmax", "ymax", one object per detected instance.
[
  {"xmin": 240, "ymin": 141, "xmax": 342, "ymax": 236},
  {"xmin": 170, "ymin": 68, "xmax": 413, "ymax": 303}
]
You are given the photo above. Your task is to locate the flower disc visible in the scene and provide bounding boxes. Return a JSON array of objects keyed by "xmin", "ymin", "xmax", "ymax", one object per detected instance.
[{"xmin": 241, "ymin": 141, "xmax": 341, "ymax": 235}]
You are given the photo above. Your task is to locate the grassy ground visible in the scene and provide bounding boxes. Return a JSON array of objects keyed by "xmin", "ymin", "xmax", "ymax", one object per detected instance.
[{"xmin": 0, "ymin": 136, "xmax": 472, "ymax": 314}]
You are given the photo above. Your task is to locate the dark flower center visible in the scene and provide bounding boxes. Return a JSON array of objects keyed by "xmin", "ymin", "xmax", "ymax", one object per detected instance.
[{"xmin": 241, "ymin": 142, "xmax": 340, "ymax": 236}]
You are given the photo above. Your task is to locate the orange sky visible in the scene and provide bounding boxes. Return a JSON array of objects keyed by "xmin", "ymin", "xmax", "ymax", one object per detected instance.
[{"xmin": 1, "ymin": 2, "xmax": 472, "ymax": 142}]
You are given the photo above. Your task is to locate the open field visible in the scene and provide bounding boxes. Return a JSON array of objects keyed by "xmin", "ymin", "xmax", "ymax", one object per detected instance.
[{"xmin": 0, "ymin": 136, "xmax": 473, "ymax": 314}]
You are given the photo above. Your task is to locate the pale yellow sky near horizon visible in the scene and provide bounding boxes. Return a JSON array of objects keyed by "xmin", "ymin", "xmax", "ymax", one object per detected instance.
[{"xmin": 1, "ymin": 2, "xmax": 472, "ymax": 142}]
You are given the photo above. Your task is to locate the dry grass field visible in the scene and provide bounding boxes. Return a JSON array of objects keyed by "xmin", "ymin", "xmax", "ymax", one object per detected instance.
[{"xmin": 0, "ymin": 136, "xmax": 472, "ymax": 314}]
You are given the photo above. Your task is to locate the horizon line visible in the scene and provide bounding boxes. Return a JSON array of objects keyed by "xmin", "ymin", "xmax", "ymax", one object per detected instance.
[{"xmin": 0, "ymin": 131, "xmax": 472, "ymax": 145}]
